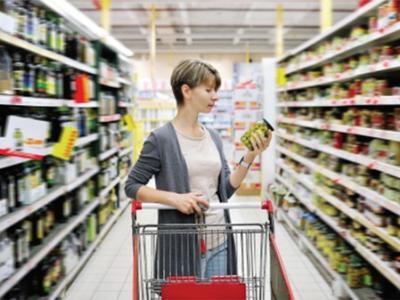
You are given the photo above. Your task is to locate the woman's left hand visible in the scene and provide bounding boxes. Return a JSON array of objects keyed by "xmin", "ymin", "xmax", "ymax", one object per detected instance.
[{"xmin": 248, "ymin": 129, "xmax": 272, "ymax": 156}]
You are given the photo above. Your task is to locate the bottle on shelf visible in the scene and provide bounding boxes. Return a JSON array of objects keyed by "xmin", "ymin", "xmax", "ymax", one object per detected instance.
[
  {"xmin": 55, "ymin": 63, "xmax": 63, "ymax": 99},
  {"xmin": 12, "ymin": 52, "xmax": 24, "ymax": 96},
  {"xmin": 6, "ymin": 173, "xmax": 17, "ymax": 212},
  {"xmin": 31, "ymin": 209, "xmax": 43, "ymax": 246},
  {"xmin": 24, "ymin": 0, "xmax": 34, "ymax": 43},
  {"xmin": 56, "ymin": 17, "xmax": 65, "ymax": 55},
  {"xmin": 0, "ymin": 46, "xmax": 13, "ymax": 94},
  {"xmin": 13, "ymin": 128, "xmax": 23, "ymax": 151},
  {"xmin": 46, "ymin": 61, "xmax": 56, "ymax": 97},
  {"xmin": 47, "ymin": 12, "xmax": 57, "ymax": 52},
  {"xmin": 16, "ymin": 1, "xmax": 27, "ymax": 40},
  {"xmin": 38, "ymin": 7, "xmax": 47, "ymax": 48},
  {"xmin": 77, "ymin": 109, "xmax": 87, "ymax": 137},
  {"xmin": 23, "ymin": 54, "xmax": 34, "ymax": 96},
  {"xmin": 63, "ymin": 67, "xmax": 75, "ymax": 99}
]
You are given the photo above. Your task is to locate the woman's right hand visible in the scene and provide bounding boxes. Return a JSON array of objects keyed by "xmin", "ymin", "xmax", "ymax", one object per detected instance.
[{"xmin": 170, "ymin": 192, "xmax": 209, "ymax": 215}]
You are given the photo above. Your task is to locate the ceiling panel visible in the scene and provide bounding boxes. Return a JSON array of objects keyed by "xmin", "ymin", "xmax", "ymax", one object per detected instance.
[{"xmin": 68, "ymin": 0, "xmax": 359, "ymax": 54}]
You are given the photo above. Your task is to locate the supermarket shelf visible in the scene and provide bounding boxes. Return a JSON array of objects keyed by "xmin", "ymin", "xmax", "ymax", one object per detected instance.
[
  {"xmin": 118, "ymin": 101, "xmax": 134, "ymax": 108},
  {"xmin": 278, "ymin": 116, "xmax": 400, "ymax": 142},
  {"xmin": 286, "ymin": 22, "xmax": 400, "ymax": 75},
  {"xmin": 278, "ymin": 0, "xmax": 386, "ymax": 62},
  {"xmin": 137, "ymin": 102, "xmax": 176, "ymax": 110},
  {"xmin": 0, "ymin": 156, "xmax": 34, "ymax": 170},
  {"xmin": 0, "ymin": 133, "xmax": 98, "ymax": 170},
  {"xmin": 276, "ymin": 163, "xmax": 400, "ymax": 251},
  {"xmin": 276, "ymin": 174, "xmax": 400, "ymax": 289},
  {"xmin": 0, "ymin": 95, "xmax": 65, "ymax": 107},
  {"xmin": 118, "ymin": 77, "xmax": 132, "ymax": 86},
  {"xmin": 277, "ymin": 131, "xmax": 400, "ymax": 179},
  {"xmin": 119, "ymin": 146, "xmax": 133, "ymax": 158},
  {"xmin": 279, "ymin": 59, "xmax": 400, "ymax": 92},
  {"xmin": 99, "ymin": 114, "xmax": 121, "ymax": 123},
  {"xmin": 67, "ymin": 101, "xmax": 99, "ymax": 108},
  {"xmin": 276, "ymin": 148, "xmax": 400, "ymax": 216},
  {"xmin": 99, "ymin": 177, "xmax": 120, "ymax": 203},
  {"xmin": 0, "ymin": 199, "xmax": 99, "ymax": 298},
  {"xmin": 277, "ymin": 96, "xmax": 400, "ymax": 108},
  {"xmin": 0, "ymin": 95, "xmax": 99, "ymax": 108},
  {"xmin": 139, "ymin": 118, "xmax": 171, "ymax": 122},
  {"xmin": 100, "ymin": 79, "xmax": 121, "ymax": 89},
  {"xmin": 0, "ymin": 187, "xmax": 64, "ymax": 233},
  {"xmin": 65, "ymin": 167, "xmax": 99, "ymax": 192},
  {"xmin": 74, "ymin": 134, "xmax": 99, "ymax": 148},
  {"xmin": 48, "ymin": 199, "xmax": 131, "ymax": 300},
  {"xmin": 0, "ymin": 166, "xmax": 100, "ymax": 234},
  {"xmin": 0, "ymin": 30, "xmax": 97, "ymax": 75},
  {"xmin": 98, "ymin": 147, "xmax": 118, "ymax": 161},
  {"xmin": 276, "ymin": 206, "xmax": 360, "ymax": 300}
]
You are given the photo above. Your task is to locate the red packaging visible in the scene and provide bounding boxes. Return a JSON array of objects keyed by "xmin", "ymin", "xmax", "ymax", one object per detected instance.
[{"xmin": 333, "ymin": 132, "xmax": 344, "ymax": 149}]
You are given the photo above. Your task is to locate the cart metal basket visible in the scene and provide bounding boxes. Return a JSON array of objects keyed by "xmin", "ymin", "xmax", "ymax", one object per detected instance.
[{"xmin": 132, "ymin": 201, "xmax": 294, "ymax": 300}]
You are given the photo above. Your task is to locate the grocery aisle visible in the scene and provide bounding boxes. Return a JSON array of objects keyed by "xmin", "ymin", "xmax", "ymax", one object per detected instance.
[{"xmin": 64, "ymin": 194, "xmax": 333, "ymax": 300}]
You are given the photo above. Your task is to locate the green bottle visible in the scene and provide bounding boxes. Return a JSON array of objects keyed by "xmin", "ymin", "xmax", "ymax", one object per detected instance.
[{"xmin": 13, "ymin": 128, "xmax": 23, "ymax": 150}]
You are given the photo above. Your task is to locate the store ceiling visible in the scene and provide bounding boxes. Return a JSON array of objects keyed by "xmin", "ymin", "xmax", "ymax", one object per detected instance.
[{"xmin": 69, "ymin": 0, "xmax": 359, "ymax": 56}]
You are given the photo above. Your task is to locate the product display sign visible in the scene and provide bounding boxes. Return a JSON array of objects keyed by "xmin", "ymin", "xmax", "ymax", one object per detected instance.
[
  {"xmin": 0, "ymin": 116, "xmax": 50, "ymax": 159},
  {"xmin": 52, "ymin": 126, "xmax": 78, "ymax": 160},
  {"xmin": 123, "ymin": 113, "xmax": 135, "ymax": 131}
]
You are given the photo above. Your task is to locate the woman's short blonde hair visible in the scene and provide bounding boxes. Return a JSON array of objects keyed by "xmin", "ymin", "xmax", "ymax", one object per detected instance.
[{"xmin": 170, "ymin": 59, "xmax": 221, "ymax": 106}]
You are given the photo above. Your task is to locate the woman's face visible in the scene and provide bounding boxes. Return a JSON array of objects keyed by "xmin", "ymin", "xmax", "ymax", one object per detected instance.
[{"xmin": 186, "ymin": 79, "xmax": 219, "ymax": 113}]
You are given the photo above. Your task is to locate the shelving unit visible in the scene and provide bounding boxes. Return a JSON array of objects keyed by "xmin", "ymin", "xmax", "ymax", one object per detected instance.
[
  {"xmin": 48, "ymin": 199, "xmax": 130, "ymax": 300},
  {"xmin": 0, "ymin": 0, "xmax": 136, "ymax": 298},
  {"xmin": 275, "ymin": 165, "xmax": 400, "ymax": 290},
  {"xmin": 0, "ymin": 31, "xmax": 97, "ymax": 74},
  {"xmin": 276, "ymin": 1, "xmax": 400, "ymax": 297},
  {"xmin": 278, "ymin": 116, "xmax": 400, "ymax": 142},
  {"xmin": 277, "ymin": 95, "xmax": 400, "ymax": 107},
  {"xmin": 0, "ymin": 199, "xmax": 100, "ymax": 297},
  {"xmin": 134, "ymin": 98, "xmax": 176, "ymax": 137},
  {"xmin": 277, "ymin": 131, "xmax": 400, "ymax": 178},
  {"xmin": 276, "ymin": 205, "xmax": 361, "ymax": 300}
]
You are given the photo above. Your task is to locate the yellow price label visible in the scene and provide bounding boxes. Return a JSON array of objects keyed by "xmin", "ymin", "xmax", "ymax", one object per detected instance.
[
  {"xmin": 123, "ymin": 114, "xmax": 135, "ymax": 131},
  {"xmin": 52, "ymin": 126, "xmax": 78, "ymax": 160},
  {"xmin": 277, "ymin": 67, "xmax": 286, "ymax": 87}
]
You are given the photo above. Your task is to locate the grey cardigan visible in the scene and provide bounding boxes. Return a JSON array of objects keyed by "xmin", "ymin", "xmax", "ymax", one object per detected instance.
[{"xmin": 125, "ymin": 122, "xmax": 238, "ymax": 277}]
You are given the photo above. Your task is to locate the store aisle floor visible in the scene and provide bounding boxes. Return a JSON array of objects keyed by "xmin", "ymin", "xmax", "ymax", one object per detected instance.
[{"xmin": 65, "ymin": 195, "xmax": 334, "ymax": 300}]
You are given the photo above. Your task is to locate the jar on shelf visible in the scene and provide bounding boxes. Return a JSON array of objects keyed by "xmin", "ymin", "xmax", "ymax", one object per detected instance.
[
  {"xmin": 347, "ymin": 260, "xmax": 363, "ymax": 289},
  {"xmin": 337, "ymin": 248, "xmax": 352, "ymax": 274}
]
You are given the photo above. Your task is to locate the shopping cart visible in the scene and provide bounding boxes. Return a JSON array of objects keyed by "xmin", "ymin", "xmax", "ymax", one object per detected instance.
[{"xmin": 132, "ymin": 200, "xmax": 294, "ymax": 300}]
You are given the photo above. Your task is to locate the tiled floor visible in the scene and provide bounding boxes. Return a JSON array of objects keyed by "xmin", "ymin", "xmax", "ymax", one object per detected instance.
[{"xmin": 65, "ymin": 195, "xmax": 335, "ymax": 300}]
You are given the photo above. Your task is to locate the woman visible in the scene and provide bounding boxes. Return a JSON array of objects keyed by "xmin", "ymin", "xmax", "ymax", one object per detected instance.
[{"xmin": 125, "ymin": 59, "xmax": 272, "ymax": 280}]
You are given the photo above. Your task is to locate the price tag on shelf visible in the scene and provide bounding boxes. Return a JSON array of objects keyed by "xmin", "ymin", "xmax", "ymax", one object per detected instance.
[
  {"xmin": 333, "ymin": 178, "xmax": 341, "ymax": 185},
  {"xmin": 10, "ymin": 95, "xmax": 22, "ymax": 105},
  {"xmin": 52, "ymin": 126, "xmax": 78, "ymax": 161},
  {"xmin": 367, "ymin": 162, "xmax": 377, "ymax": 170},
  {"xmin": 320, "ymin": 123, "xmax": 330, "ymax": 130},
  {"xmin": 347, "ymin": 127, "xmax": 354, "ymax": 134},
  {"xmin": 123, "ymin": 114, "xmax": 135, "ymax": 131},
  {"xmin": 382, "ymin": 60, "xmax": 390, "ymax": 68},
  {"xmin": 369, "ymin": 65, "xmax": 377, "ymax": 72}
]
